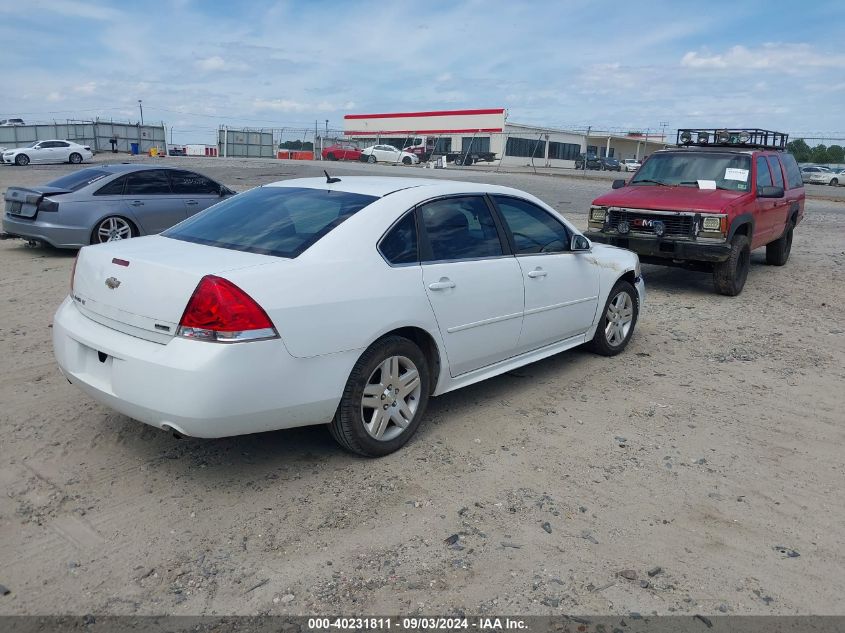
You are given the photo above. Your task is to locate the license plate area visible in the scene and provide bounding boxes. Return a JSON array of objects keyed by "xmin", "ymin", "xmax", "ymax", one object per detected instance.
[{"xmin": 5, "ymin": 200, "xmax": 36, "ymax": 218}]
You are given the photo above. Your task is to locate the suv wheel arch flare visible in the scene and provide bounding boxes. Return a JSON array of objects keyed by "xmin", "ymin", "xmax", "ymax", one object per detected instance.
[{"xmin": 177, "ymin": 275, "xmax": 279, "ymax": 343}]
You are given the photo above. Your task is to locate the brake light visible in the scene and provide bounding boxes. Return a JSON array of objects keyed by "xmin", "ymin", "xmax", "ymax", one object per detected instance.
[
  {"xmin": 38, "ymin": 198, "xmax": 59, "ymax": 212},
  {"xmin": 70, "ymin": 251, "xmax": 79, "ymax": 293},
  {"xmin": 177, "ymin": 275, "xmax": 278, "ymax": 343}
]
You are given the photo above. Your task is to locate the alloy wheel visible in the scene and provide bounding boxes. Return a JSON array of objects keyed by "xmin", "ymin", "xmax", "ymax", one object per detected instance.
[
  {"xmin": 604, "ymin": 291, "xmax": 634, "ymax": 346},
  {"xmin": 360, "ymin": 355, "xmax": 422, "ymax": 441},
  {"xmin": 96, "ymin": 217, "xmax": 132, "ymax": 242}
]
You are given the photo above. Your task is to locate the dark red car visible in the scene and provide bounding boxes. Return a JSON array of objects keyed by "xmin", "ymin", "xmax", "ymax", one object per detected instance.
[
  {"xmin": 322, "ymin": 143, "xmax": 362, "ymax": 161},
  {"xmin": 584, "ymin": 128, "xmax": 805, "ymax": 296}
]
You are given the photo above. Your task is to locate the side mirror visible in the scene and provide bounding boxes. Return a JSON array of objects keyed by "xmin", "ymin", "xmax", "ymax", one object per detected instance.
[
  {"xmin": 758, "ymin": 185, "xmax": 784, "ymax": 198},
  {"xmin": 571, "ymin": 234, "xmax": 591, "ymax": 251},
  {"xmin": 612, "ymin": 179, "xmax": 626, "ymax": 189}
]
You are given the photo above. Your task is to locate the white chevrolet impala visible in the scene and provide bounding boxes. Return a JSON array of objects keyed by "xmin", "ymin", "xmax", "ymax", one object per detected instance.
[{"xmin": 53, "ymin": 177, "xmax": 645, "ymax": 456}]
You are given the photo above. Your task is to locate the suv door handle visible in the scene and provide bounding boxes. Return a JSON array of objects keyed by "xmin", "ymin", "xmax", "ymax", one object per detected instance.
[
  {"xmin": 129, "ymin": 201, "xmax": 144, "ymax": 207},
  {"xmin": 428, "ymin": 278, "xmax": 456, "ymax": 290},
  {"xmin": 527, "ymin": 268, "xmax": 547, "ymax": 278}
]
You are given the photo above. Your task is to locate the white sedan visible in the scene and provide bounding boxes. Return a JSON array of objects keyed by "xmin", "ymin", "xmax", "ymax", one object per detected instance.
[
  {"xmin": 621, "ymin": 158, "xmax": 641, "ymax": 172},
  {"xmin": 2, "ymin": 139, "xmax": 93, "ymax": 166},
  {"xmin": 54, "ymin": 177, "xmax": 645, "ymax": 456},
  {"xmin": 360, "ymin": 144, "xmax": 419, "ymax": 165}
]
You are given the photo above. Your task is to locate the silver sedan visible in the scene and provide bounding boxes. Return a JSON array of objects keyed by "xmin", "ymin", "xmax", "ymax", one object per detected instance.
[{"xmin": 2, "ymin": 164, "xmax": 234, "ymax": 248}]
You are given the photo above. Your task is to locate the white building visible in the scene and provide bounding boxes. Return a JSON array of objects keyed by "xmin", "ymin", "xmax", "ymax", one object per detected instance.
[{"xmin": 342, "ymin": 108, "xmax": 666, "ymax": 167}]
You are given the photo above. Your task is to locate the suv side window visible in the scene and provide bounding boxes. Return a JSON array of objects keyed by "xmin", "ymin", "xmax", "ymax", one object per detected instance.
[
  {"xmin": 124, "ymin": 170, "xmax": 172, "ymax": 195},
  {"xmin": 379, "ymin": 212, "xmax": 418, "ymax": 265},
  {"xmin": 781, "ymin": 153, "xmax": 804, "ymax": 189},
  {"xmin": 95, "ymin": 175, "xmax": 127, "ymax": 196},
  {"xmin": 420, "ymin": 196, "xmax": 503, "ymax": 262},
  {"xmin": 767, "ymin": 156, "xmax": 784, "ymax": 188},
  {"xmin": 492, "ymin": 195, "xmax": 570, "ymax": 254},
  {"xmin": 756, "ymin": 156, "xmax": 773, "ymax": 190}
]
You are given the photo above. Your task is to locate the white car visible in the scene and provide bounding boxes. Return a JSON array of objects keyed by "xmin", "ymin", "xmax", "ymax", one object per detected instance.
[
  {"xmin": 54, "ymin": 177, "xmax": 644, "ymax": 456},
  {"xmin": 621, "ymin": 159, "xmax": 641, "ymax": 172},
  {"xmin": 2, "ymin": 140, "xmax": 93, "ymax": 166},
  {"xmin": 800, "ymin": 165, "xmax": 838, "ymax": 185},
  {"xmin": 360, "ymin": 144, "xmax": 419, "ymax": 165}
]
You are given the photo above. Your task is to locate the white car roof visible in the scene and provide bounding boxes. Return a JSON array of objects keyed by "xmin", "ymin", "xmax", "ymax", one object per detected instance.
[{"xmin": 266, "ymin": 176, "xmax": 519, "ymax": 198}]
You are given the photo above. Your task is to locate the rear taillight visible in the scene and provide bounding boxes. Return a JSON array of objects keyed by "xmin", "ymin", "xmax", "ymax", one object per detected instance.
[
  {"xmin": 70, "ymin": 252, "xmax": 79, "ymax": 294},
  {"xmin": 177, "ymin": 275, "xmax": 278, "ymax": 343},
  {"xmin": 38, "ymin": 197, "xmax": 59, "ymax": 212}
]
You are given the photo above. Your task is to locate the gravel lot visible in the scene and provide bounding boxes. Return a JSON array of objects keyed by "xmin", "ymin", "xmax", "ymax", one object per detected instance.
[{"xmin": 1, "ymin": 156, "xmax": 843, "ymax": 617}]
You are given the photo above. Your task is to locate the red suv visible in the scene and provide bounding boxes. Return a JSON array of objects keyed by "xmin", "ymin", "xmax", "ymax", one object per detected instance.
[{"xmin": 584, "ymin": 129, "xmax": 805, "ymax": 295}]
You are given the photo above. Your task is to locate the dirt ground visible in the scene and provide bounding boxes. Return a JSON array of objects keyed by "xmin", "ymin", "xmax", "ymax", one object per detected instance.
[{"xmin": 0, "ymin": 157, "xmax": 843, "ymax": 617}]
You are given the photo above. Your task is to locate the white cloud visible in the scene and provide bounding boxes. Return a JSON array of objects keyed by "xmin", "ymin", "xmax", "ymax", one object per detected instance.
[
  {"xmin": 195, "ymin": 56, "xmax": 248, "ymax": 72},
  {"xmin": 681, "ymin": 44, "xmax": 845, "ymax": 70}
]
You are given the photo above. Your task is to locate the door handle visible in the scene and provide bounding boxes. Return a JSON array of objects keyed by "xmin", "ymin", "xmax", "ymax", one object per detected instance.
[
  {"xmin": 428, "ymin": 278, "xmax": 456, "ymax": 290},
  {"xmin": 129, "ymin": 201, "xmax": 144, "ymax": 207},
  {"xmin": 186, "ymin": 200, "xmax": 199, "ymax": 205},
  {"xmin": 527, "ymin": 268, "xmax": 547, "ymax": 278}
]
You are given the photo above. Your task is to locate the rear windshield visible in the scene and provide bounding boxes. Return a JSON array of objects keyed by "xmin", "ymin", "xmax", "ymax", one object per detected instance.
[
  {"xmin": 45, "ymin": 169, "xmax": 111, "ymax": 192},
  {"xmin": 163, "ymin": 186, "xmax": 379, "ymax": 258},
  {"xmin": 632, "ymin": 152, "xmax": 752, "ymax": 192}
]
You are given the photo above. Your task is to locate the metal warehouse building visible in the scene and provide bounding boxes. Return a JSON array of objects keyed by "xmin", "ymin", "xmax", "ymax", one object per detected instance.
[{"xmin": 342, "ymin": 108, "xmax": 664, "ymax": 167}]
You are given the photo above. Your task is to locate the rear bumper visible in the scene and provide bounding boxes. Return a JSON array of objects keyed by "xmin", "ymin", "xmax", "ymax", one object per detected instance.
[
  {"xmin": 3, "ymin": 214, "xmax": 90, "ymax": 248},
  {"xmin": 52, "ymin": 297, "xmax": 357, "ymax": 438},
  {"xmin": 585, "ymin": 231, "xmax": 732, "ymax": 263}
]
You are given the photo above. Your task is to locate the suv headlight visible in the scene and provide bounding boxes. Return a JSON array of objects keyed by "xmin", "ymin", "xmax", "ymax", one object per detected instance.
[
  {"xmin": 702, "ymin": 216, "xmax": 721, "ymax": 231},
  {"xmin": 590, "ymin": 206, "xmax": 606, "ymax": 222}
]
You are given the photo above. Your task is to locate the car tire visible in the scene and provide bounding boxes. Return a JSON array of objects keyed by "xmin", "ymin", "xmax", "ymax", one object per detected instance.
[
  {"xmin": 15, "ymin": 154, "xmax": 29, "ymax": 166},
  {"xmin": 588, "ymin": 280, "xmax": 639, "ymax": 356},
  {"xmin": 367, "ymin": 155, "xmax": 376, "ymax": 164},
  {"xmin": 831, "ymin": 178, "xmax": 839, "ymax": 186},
  {"xmin": 713, "ymin": 234, "xmax": 751, "ymax": 296},
  {"xmin": 402, "ymin": 156, "xmax": 412, "ymax": 165},
  {"xmin": 765, "ymin": 223, "xmax": 793, "ymax": 266},
  {"xmin": 464, "ymin": 156, "xmax": 473, "ymax": 166},
  {"xmin": 91, "ymin": 216, "xmax": 137, "ymax": 244},
  {"xmin": 330, "ymin": 335, "xmax": 430, "ymax": 457},
  {"xmin": 69, "ymin": 152, "xmax": 83, "ymax": 164},
  {"xmin": 327, "ymin": 153, "xmax": 337, "ymax": 161}
]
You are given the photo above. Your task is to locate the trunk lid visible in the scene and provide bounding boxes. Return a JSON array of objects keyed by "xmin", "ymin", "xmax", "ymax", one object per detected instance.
[
  {"xmin": 72, "ymin": 236, "xmax": 281, "ymax": 343},
  {"xmin": 4, "ymin": 186, "xmax": 72, "ymax": 219}
]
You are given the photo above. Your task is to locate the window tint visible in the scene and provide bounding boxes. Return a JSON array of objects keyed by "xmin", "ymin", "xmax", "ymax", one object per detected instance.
[
  {"xmin": 379, "ymin": 212, "xmax": 418, "ymax": 265},
  {"xmin": 548, "ymin": 142, "xmax": 580, "ymax": 160},
  {"xmin": 124, "ymin": 170, "xmax": 172, "ymax": 195},
  {"xmin": 169, "ymin": 170, "xmax": 220, "ymax": 195},
  {"xmin": 767, "ymin": 157, "xmax": 784, "ymax": 188},
  {"xmin": 420, "ymin": 196, "xmax": 503, "ymax": 262},
  {"xmin": 55, "ymin": 141, "xmax": 69, "ymax": 148},
  {"xmin": 95, "ymin": 175, "xmax": 127, "ymax": 196},
  {"xmin": 506, "ymin": 137, "xmax": 546, "ymax": 158},
  {"xmin": 781, "ymin": 153, "xmax": 803, "ymax": 189},
  {"xmin": 163, "ymin": 187, "xmax": 377, "ymax": 258},
  {"xmin": 493, "ymin": 196, "xmax": 569, "ymax": 254},
  {"xmin": 462, "ymin": 136, "xmax": 490, "ymax": 153},
  {"xmin": 756, "ymin": 157, "xmax": 773, "ymax": 189},
  {"xmin": 46, "ymin": 168, "xmax": 110, "ymax": 192}
]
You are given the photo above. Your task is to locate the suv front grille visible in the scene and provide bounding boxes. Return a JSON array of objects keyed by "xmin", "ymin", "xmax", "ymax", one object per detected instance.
[{"xmin": 607, "ymin": 209, "xmax": 693, "ymax": 237}]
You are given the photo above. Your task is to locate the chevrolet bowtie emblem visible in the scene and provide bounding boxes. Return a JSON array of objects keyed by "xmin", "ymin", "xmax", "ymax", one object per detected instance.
[{"xmin": 105, "ymin": 277, "xmax": 121, "ymax": 289}]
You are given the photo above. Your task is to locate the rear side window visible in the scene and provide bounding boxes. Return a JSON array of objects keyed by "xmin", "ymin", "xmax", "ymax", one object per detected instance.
[
  {"xmin": 95, "ymin": 175, "xmax": 127, "ymax": 196},
  {"xmin": 767, "ymin": 156, "xmax": 784, "ymax": 188},
  {"xmin": 169, "ymin": 170, "xmax": 220, "ymax": 195},
  {"xmin": 46, "ymin": 168, "xmax": 110, "ymax": 192},
  {"xmin": 124, "ymin": 170, "xmax": 172, "ymax": 195},
  {"xmin": 781, "ymin": 153, "xmax": 804, "ymax": 189},
  {"xmin": 419, "ymin": 196, "xmax": 503, "ymax": 262},
  {"xmin": 163, "ymin": 187, "xmax": 378, "ymax": 258},
  {"xmin": 379, "ymin": 212, "xmax": 418, "ymax": 265},
  {"xmin": 756, "ymin": 157, "xmax": 773, "ymax": 189}
]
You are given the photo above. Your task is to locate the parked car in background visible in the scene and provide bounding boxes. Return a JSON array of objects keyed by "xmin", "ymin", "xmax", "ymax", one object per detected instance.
[
  {"xmin": 830, "ymin": 167, "xmax": 845, "ymax": 185},
  {"xmin": 0, "ymin": 118, "xmax": 25, "ymax": 126},
  {"xmin": 599, "ymin": 157, "xmax": 622, "ymax": 171},
  {"xmin": 2, "ymin": 140, "xmax": 93, "ymax": 166},
  {"xmin": 801, "ymin": 165, "xmax": 838, "ymax": 185},
  {"xmin": 54, "ymin": 176, "xmax": 643, "ymax": 456},
  {"xmin": 322, "ymin": 143, "xmax": 362, "ymax": 161},
  {"xmin": 3, "ymin": 164, "xmax": 234, "ymax": 248},
  {"xmin": 621, "ymin": 158, "xmax": 642, "ymax": 172},
  {"xmin": 574, "ymin": 154, "xmax": 602, "ymax": 170},
  {"xmin": 360, "ymin": 144, "xmax": 419, "ymax": 165}
]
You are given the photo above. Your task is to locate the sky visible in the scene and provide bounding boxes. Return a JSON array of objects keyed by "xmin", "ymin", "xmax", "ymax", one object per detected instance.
[{"xmin": 1, "ymin": 0, "xmax": 843, "ymax": 144}]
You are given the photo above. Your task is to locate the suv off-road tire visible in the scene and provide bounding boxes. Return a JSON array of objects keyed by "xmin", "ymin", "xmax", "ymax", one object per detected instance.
[
  {"xmin": 588, "ymin": 280, "xmax": 639, "ymax": 356},
  {"xmin": 329, "ymin": 336, "xmax": 430, "ymax": 457},
  {"xmin": 766, "ymin": 223, "xmax": 793, "ymax": 266},
  {"xmin": 713, "ymin": 234, "xmax": 751, "ymax": 296}
]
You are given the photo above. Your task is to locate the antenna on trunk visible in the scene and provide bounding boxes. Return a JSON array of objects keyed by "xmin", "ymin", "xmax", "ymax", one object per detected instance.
[{"xmin": 324, "ymin": 170, "xmax": 341, "ymax": 184}]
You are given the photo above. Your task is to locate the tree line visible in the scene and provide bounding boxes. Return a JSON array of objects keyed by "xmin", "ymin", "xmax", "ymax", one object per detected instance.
[{"xmin": 786, "ymin": 139, "xmax": 844, "ymax": 164}]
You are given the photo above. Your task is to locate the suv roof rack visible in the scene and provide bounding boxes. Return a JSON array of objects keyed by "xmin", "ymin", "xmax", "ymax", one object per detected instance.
[{"xmin": 676, "ymin": 128, "xmax": 788, "ymax": 150}]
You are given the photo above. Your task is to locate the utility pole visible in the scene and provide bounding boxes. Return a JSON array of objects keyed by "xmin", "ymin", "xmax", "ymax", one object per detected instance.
[
  {"xmin": 659, "ymin": 121, "xmax": 668, "ymax": 147},
  {"xmin": 315, "ymin": 120, "xmax": 319, "ymax": 160},
  {"xmin": 138, "ymin": 100, "xmax": 144, "ymax": 126},
  {"xmin": 583, "ymin": 125, "xmax": 591, "ymax": 171}
]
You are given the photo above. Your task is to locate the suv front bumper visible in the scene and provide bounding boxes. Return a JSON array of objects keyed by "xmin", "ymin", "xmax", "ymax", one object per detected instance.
[{"xmin": 585, "ymin": 231, "xmax": 732, "ymax": 263}]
